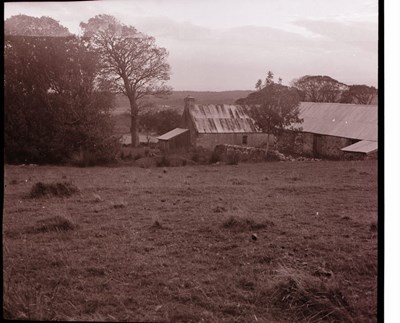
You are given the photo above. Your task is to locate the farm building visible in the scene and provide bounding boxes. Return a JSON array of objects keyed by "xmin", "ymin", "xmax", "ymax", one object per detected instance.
[
  {"xmin": 157, "ymin": 97, "xmax": 378, "ymax": 159},
  {"xmin": 278, "ymin": 102, "xmax": 378, "ymax": 159},
  {"xmin": 157, "ymin": 97, "xmax": 270, "ymax": 151},
  {"xmin": 157, "ymin": 128, "xmax": 190, "ymax": 151}
]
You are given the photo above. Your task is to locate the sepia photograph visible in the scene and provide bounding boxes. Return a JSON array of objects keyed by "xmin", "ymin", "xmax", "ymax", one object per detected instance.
[{"xmin": 4, "ymin": 0, "xmax": 379, "ymax": 321}]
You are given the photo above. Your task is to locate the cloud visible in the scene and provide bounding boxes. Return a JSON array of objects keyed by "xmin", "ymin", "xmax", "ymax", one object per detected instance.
[
  {"xmin": 4, "ymin": 2, "xmax": 378, "ymax": 90},
  {"xmin": 294, "ymin": 19, "xmax": 377, "ymax": 53},
  {"xmin": 134, "ymin": 19, "xmax": 377, "ymax": 90},
  {"xmin": 134, "ymin": 16, "xmax": 214, "ymax": 41}
]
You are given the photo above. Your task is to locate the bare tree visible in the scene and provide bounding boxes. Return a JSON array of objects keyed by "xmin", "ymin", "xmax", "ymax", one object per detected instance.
[{"xmin": 80, "ymin": 15, "xmax": 172, "ymax": 147}]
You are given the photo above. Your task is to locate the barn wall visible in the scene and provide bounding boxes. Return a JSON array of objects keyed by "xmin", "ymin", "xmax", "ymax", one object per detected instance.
[
  {"xmin": 195, "ymin": 133, "xmax": 270, "ymax": 151},
  {"xmin": 277, "ymin": 130, "xmax": 355, "ymax": 159},
  {"xmin": 318, "ymin": 135, "xmax": 354, "ymax": 159},
  {"xmin": 277, "ymin": 131, "xmax": 313, "ymax": 156}
]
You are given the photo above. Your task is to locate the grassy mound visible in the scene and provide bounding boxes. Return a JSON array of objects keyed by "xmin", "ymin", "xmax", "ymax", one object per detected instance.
[
  {"xmin": 221, "ymin": 216, "xmax": 274, "ymax": 231},
  {"xmin": 28, "ymin": 216, "xmax": 75, "ymax": 233},
  {"xmin": 268, "ymin": 266, "xmax": 353, "ymax": 322},
  {"xmin": 29, "ymin": 181, "xmax": 79, "ymax": 198}
]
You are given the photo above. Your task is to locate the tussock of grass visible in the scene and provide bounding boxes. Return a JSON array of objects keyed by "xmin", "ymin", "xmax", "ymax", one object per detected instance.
[
  {"xmin": 27, "ymin": 215, "xmax": 75, "ymax": 233},
  {"xmin": 229, "ymin": 178, "xmax": 250, "ymax": 185},
  {"xmin": 268, "ymin": 266, "xmax": 353, "ymax": 322},
  {"xmin": 221, "ymin": 216, "xmax": 273, "ymax": 231},
  {"xmin": 369, "ymin": 222, "xmax": 377, "ymax": 232},
  {"xmin": 212, "ymin": 206, "xmax": 227, "ymax": 213},
  {"xmin": 150, "ymin": 220, "xmax": 163, "ymax": 230},
  {"xmin": 29, "ymin": 181, "xmax": 78, "ymax": 198},
  {"xmin": 112, "ymin": 200, "xmax": 128, "ymax": 208},
  {"xmin": 286, "ymin": 172, "xmax": 302, "ymax": 181},
  {"xmin": 3, "ymin": 273, "xmax": 57, "ymax": 320}
]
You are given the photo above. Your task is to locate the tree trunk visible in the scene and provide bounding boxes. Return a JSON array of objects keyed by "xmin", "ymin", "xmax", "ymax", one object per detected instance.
[
  {"xmin": 129, "ymin": 98, "xmax": 139, "ymax": 147},
  {"xmin": 265, "ymin": 133, "xmax": 270, "ymax": 158}
]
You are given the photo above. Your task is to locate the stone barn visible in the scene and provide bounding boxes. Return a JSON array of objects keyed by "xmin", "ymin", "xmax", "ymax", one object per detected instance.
[
  {"xmin": 179, "ymin": 97, "xmax": 270, "ymax": 151},
  {"xmin": 278, "ymin": 102, "xmax": 378, "ymax": 159}
]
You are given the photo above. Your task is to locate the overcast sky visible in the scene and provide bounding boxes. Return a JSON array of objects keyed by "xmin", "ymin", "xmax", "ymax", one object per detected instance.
[{"xmin": 4, "ymin": 0, "xmax": 378, "ymax": 91}]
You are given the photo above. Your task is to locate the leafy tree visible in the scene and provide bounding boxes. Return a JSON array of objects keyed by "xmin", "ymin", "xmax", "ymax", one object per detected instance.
[
  {"xmin": 80, "ymin": 14, "xmax": 172, "ymax": 147},
  {"xmin": 5, "ymin": 14, "xmax": 72, "ymax": 37},
  {"xmin": 139, "ymin": 109, "xmax": 182, "ymax": 136},
  {"xmin": 237, "ymin": 71, "xmax": 302, "ymax": 155},
  {"xmin": 340, "ymin": 85, "xmax": 377, "ymax": 104},
  {"xmin": 291, "ymin": 75, "xmax": 348, "ymax": 102},
  {"xmin": 255, "ymin": 79, "xmax": 262, "ymax": 91},
  {"xmin": 5, "ymin": 34, "xmax": 118, "ymax": 164}
]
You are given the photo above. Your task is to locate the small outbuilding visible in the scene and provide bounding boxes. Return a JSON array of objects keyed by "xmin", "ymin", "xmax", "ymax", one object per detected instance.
[{"xmin": 156, "ymin": 128, "xmax": 190, "ymax": 152}]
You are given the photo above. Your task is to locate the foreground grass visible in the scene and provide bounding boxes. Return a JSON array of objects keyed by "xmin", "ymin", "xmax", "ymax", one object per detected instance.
[{"xmin": 3, "ymin": 160, "xmax": 378, "ymax": 322}]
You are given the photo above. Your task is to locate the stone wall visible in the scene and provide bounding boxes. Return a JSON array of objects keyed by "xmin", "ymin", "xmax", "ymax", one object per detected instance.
[{"xmin": 213, "ymin": 144, "xmax": 267, "ymax": 162}]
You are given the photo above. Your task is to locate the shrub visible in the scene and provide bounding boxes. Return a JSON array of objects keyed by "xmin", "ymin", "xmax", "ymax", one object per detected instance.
[
  {"xmin": 156, "ymin": 155, "xmax": 170, "ymax": 167},
  {"xmin": 209, "ymin": 150, "xmax": 221, "ymax": 164},
  {"xmin": 226, "ymin": 151, "xmax": 240, "ymax": 165},
  {"xmin": 190, "ymin": 146, "xmax": 213, "ymax": 164},
  {"xmin": 134, "ymin": 153, "xmax": 143, "ymax": 161},
  {"xmin": 29, "ymin": 181, "xmax": 79, "ymax": 198}
]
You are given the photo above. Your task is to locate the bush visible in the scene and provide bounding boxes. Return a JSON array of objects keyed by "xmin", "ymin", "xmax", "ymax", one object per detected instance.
[
  {"xmin": 226, "ymin": 151, "xmax": 240, "ymax": 165},
  {"xmin": 190, "ymin": 146, "xmax": 213, "ymax": 164},
  {"xmin": 156, "ymin": 155, "xmax": 170, "ymax": 167},
  {"xmin": 209, "ymin": 150, "xmax": 221, "ymax": 164},
  {"xmin": 4, "ymin": 35, "xmax": 118, "ymax": 165}
]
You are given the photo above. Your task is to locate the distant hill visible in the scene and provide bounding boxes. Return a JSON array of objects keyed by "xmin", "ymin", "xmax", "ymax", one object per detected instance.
[
  {"xmin": 112, "ymin": 90, "xmax": 253, "ymax": 114},
  {"xmin": 112, "ymin": 89, "xmax": 378, "ymax": 115}
]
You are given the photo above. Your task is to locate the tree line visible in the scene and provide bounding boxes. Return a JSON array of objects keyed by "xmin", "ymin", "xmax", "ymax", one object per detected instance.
[
  {"xmin": 291, "ymin": 75, "xmax": 377, "ymax": 105},
  {"xmin": 5, "ymin": 14, "xmax": 171, "ymax": 164}
]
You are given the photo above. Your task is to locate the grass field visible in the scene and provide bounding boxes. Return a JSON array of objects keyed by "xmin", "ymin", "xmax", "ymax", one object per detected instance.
[{"xmin": 3, "ymin": 160, "xmax": 378, "ymax": 322}]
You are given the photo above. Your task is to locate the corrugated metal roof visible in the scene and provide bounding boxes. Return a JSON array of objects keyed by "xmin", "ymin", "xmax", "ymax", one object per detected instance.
[
  {"xmin": 341, "ymin": 140, "xmax": 378, "ymax": 153},
  {"xmin": 295, "ymin": 102, "xmax": 378, "ymax": 140},
  {"xmin": 189, "ymin": 104, "xmax": 260, "ymax": 133},
  {"xmin": 157, "ymin": 128, "xmax": 189, "ymax": 140}
]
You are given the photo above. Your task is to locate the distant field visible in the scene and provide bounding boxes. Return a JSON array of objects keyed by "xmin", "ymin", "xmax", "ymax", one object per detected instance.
[
  {"xmin": 3, "ymin": 160, "xmax": 377, "ymax": 322},
  {"xmin": 112, "ymin": 90, "xmax": 253, "ymax": 115}
]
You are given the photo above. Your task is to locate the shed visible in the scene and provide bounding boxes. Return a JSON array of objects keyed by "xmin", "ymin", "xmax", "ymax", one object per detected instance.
[{"xmin": 156, "ymin": 128, "xmax": 190, "ymax": 152}]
